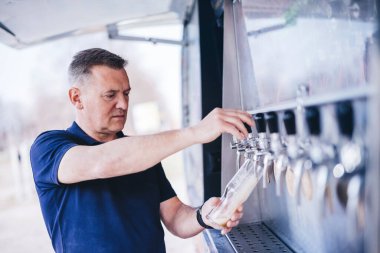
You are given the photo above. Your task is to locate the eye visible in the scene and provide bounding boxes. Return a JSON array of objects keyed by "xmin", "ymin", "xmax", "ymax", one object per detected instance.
[{"xmin": 104, "ymin": 93, "xmax": 115, "ymax": 100}]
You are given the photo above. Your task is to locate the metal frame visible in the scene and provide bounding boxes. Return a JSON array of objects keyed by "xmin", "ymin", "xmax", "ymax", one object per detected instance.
[
  {"xmin": 364, "ymin": 30, "xmax": 380, "ymax": 253},
  {"xmin": 107, "ymin": 24, "xmax": 186, "ymax": 46},
  {"xmin": 222, "ymin": 0, "xmax": 261, "ymax": 225},
  {"xmin": 248, "ymin": 86, "xmax": 375, "ymax": 115},
  {"xmin": 181, "ymin": 0, "xmax": 204, "ymax": 207}
]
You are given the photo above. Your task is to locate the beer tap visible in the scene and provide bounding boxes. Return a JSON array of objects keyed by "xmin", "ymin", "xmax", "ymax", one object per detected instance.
[
  {"xmin": 282, "ymin": 108, "xmax": 313, "ymax": 205},
  {"xmin": 304, "ymin": 106, "xmax": 336, "ymax": 216},
  {"xmin": 230, "ymin": 123, "xmax": 253, "ymax": 171},
  {"xmin": 291, "ymin": 132, "xmax": 310, "ymax": 205},
  {"xmin": 253, "ymin": 113, "xmax": 272, "ymax": 188},
  {"xmin": 266, "ymin": 111, "xmax": 287, "ymax": 196},
  {"xmin": 230, "ymin": 136, "xmax": 242, "ymax": 171},
  {"xmin": 335, "ymin": 101, "xmax": 364, "ymax": 174},
  {"xmin": 283, "ymin": 110, "xmax": 302, "ymax": 198},
  {"xmin": 290, "ymin": 84, "xmax": 313, "ymax": 204},
  {"xmin": 334, "ymin": 101, "xmax": 365, "ymax": 239}
]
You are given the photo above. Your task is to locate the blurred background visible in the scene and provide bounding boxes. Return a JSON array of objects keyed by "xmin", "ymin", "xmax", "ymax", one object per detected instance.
[
  {"xmin": 2, "ymin": 1, "xmax": 379, "ymax": 253},
  {"xmin": 0, "ymin": 21, "xmax": 204, "ymax": 253}
]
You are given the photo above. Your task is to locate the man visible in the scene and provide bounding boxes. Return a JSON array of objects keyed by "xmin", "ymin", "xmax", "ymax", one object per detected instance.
[{"xmin": 30, "ymin": 48, "xmax": 253, "ymax": 253}]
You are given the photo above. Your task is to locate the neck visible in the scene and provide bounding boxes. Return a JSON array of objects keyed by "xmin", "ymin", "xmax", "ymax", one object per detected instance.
[{"xmin": 75, "ymin": 117, "xmax": 117, "ymax": 143}]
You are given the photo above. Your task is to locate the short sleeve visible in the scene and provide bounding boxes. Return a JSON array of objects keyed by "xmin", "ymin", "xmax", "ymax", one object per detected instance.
[
  {"xmin": 30, "ymin": 130, "xmax": 78, "ymax": 189},
  {"xmin": 156, "ymin": 163, "xmax": 176, "ymax": 202}
]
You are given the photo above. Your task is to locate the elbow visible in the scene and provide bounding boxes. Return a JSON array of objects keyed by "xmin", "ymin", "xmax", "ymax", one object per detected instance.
[
  {"xmin": 176, "ymin": 230, "xmax": 199, "ymax": 239},
  {"xmin": 177, "ymin": 233, "xmax": 193, "ymax": 239},
  {"xmin": 177, "ymin": 234, "xmax": 188, "ymax": 239},
  {"xmin": 162, "ymin": 220, "xmax": 185, "ymax": 238},
  {"xmin": 166, "ymin": 225, "xmax": 197, "ymax": 239},
  {"xmin": 168, "ymin": 227, "xmax": 188, "ymax": 239}
]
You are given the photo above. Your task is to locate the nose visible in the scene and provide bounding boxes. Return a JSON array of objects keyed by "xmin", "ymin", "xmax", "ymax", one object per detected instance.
[{"xmin": 116, "ymin": 94, "xmax": 128, "ymax": 110}]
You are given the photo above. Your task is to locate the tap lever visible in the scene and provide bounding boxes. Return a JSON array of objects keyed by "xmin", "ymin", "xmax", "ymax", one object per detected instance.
[
  {"xmin": 274, "ymin": 155, "xmax": 287, "ymax": 196},
  {"xmin": 336, "ymin": 101, "xmax": 354, "ymax": 139},
  {"xmin": 336, "ymin": 101, "xmax": 363, "ymax": 173},
  {"xmin": 317, "ymin": 165, "xmax": 329, "ymax": 217},
  {"xmin": 347, "ymin": 174, "xmax": 365, "ymax": 240},
  {"xmin": 306, "ymin": 106, "xmax": 321, "ymax": 136},
  {"xmin": 265, "ymin": 112, "xmax": 279, "ymax": 134},
  {"xmin": 283, "ymin": 110, "xmax": 296, "ymax": 135},
  {"xmin": 244, "ymin": 122, "xmax": 253, "ymax": 134},
  {"xmin": 294, "ymin": 159, "xmax": 311, "ymax": 205},
  {"xmin": 254, "ymin": 113, "xmax": 266, "ymax": 133}
]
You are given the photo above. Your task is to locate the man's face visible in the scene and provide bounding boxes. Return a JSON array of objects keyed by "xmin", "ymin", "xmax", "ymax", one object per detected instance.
[{"xmin": 79, "ymin": 65, "xmax": 130, "ymax": 136}]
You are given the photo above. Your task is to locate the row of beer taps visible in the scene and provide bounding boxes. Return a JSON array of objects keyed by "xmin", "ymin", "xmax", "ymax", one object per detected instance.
[{"xmin": 230, "ymin": 100, "xmax": 366, "ymax": 237}]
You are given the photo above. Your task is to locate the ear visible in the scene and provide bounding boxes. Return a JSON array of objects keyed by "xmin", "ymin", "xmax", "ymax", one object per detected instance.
[{"xmin": 69, "ymin": 87, "xmax": 83, "ymax": 110}]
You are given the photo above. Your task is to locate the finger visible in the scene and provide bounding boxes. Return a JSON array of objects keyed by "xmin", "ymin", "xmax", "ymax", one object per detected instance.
[
  {"xmin": 222, "ymin": 110, "xmax": 254, "ymax": 126},
  {"xmin": 221, "ymin": 228, "xmax": 232, "ymax": 235},
  {"xmin": 212, "ymin": 108, "xmax": 253, "ymax": 137},
  {"xmin": 222, "ymin": 114, "xmax": 254, "ymax": 137},
  {"xmin": 230, "ymin": 212, "xmax": 244, "ymax": 222},
  {"xmin": 206, "ymin": 197, "xmax": 221, "ymax": 206},
  {"xmin": 222, "ymin": 115, "xmax": 249, "ymax": 137},
  {"xmin": 236, "ymin": 205, "xmax": 244, "ymax": 212},
  {"xmin": 226, "ymin": 220, "xmax": 239, "ymax": 228},
  {"xmin": 222, "ymin": 122, "xmax": 245, "ymax": 140}
]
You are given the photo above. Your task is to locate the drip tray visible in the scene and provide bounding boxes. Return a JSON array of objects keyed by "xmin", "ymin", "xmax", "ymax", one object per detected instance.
[{"xmin": 227, "ymin": 223, "xmax": 293, "ymax": 253}]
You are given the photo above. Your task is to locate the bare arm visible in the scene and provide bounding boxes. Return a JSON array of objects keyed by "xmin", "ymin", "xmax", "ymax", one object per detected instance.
[
  {"xmin": 160, "ymin": 196, "xmax": 244, "ymax": 238},
  {"xmin": 58, "ymin": 108, "xmax": 253, "ymax": 184}
]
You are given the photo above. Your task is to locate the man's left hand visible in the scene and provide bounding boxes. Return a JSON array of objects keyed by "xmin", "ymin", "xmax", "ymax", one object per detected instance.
[{"xmin": 201, "ymin": 197, "xmax": 244, "ymax": 235}]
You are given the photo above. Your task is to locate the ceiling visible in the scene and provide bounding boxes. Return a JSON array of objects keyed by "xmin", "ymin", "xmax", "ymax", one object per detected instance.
[{"xmin": 0, "ymin": 0, "xmax": 194, "ymax": 48}]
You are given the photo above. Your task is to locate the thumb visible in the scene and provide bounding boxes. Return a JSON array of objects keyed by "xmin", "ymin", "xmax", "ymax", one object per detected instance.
[{"xmin": 202, "ymin": 197, "xmax": 221, "ymax": 214}]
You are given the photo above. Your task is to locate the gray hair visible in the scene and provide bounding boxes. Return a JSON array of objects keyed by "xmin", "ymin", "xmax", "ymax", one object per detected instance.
[{"xmin": 68, "ymin": 48, "xmax": 127, "ymax": 85}]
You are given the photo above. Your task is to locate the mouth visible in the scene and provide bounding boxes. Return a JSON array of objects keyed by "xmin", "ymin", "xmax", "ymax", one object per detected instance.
[{"xmin": 112, "ymin": 115, "xmax": 126, "ymax": 119}]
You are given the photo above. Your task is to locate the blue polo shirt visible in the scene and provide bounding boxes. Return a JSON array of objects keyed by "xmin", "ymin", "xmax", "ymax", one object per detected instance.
[{"xmin": 30, "ymin": 122, "xmax": 176, "ymax": 253}]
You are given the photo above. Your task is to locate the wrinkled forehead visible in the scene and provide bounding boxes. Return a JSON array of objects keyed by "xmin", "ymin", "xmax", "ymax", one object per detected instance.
[
  {"xmin": 88, "ymin": 64, "xmax": 128, "ymax": 77},
  {"xmin": 84, "ymin": 65, "xmax": 130, "ymax": 89}
]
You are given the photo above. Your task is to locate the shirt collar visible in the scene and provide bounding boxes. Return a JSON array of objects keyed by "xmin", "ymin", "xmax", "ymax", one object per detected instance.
[{"xmin": 67, "ymin": 121, "xmax": 125, "ymax": 145}]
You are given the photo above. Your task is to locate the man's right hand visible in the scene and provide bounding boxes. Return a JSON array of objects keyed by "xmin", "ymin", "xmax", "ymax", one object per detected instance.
[{"xmin": 190, "ymin": 108, "xmax": 254, "ymax": 144}]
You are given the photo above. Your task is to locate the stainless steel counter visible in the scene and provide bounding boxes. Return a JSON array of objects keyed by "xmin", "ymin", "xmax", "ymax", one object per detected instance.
[{"xmin": 204, "ymin": 222, "xmax": 294, "ymax": 253}]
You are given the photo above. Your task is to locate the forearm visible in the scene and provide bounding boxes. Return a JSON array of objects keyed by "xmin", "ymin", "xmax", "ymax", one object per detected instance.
[
  {"xmin": 95, "ymin": 127, "xmax": 197, "ymax": 178},
  {"xmin": 160, "ymin": 197, "xmax": 244, "ymax": 239},
  {"xmin": 59, "ymin": 127, "xmax": 198, "ymax": 183},
  {"xmin": 168, "ymin": 204, "xmax": 204, "ymax": 239}
]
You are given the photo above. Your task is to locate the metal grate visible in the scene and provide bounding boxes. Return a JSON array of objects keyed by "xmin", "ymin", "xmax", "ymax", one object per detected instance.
[{"xmin": 227, "ymin": 223, "xmax": 294, "ymax": 253}]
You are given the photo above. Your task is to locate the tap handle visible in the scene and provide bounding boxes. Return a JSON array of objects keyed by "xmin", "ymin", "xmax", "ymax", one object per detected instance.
[
  {"xmin": 244, "ymin": 122, "xmax": 252, "ymax": 134},
  {"xmin": 254, "ymin": 113, "xmax": 266, "ymax": 133},
  {"xmin": 283, "ymin": 110, "xmax": 296, "ymax": 135},
  {"xmin": 336, "ymin": 101, "xmax": 354, "ymax": 139},
  {"xmin": 265, "ymin": 112, "xmax": 279, "ymax": 134},
  {"xmin": 305, "ymin": 106, "xmax": 321, "ymax": 136},
  {"xmin": 347, "ymin": 174, "xmax": 364, "ymax": 240}
]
